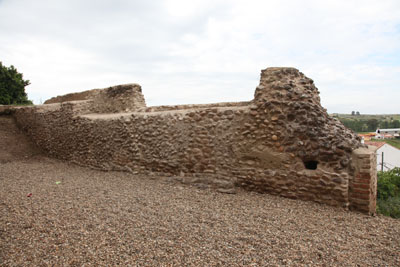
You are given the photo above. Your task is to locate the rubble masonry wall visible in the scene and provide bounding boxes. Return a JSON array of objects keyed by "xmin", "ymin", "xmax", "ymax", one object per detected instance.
[{"xmin": 7, "ymin": 67, "xmax": 376, "ymax": 213}]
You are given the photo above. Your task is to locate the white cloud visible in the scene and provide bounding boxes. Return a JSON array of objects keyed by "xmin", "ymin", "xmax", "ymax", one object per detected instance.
[{"xmin": 0, "ymin": 0, "xmax": 399, "ymax": 113}]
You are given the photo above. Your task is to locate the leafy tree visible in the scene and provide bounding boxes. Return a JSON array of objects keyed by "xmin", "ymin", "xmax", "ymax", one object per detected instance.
[
  {"xmin": 351, "ymin": 111, "xmax": 355, "ymax": 116},
  {"xmin": 366, "ymin": 119, "xmax": 379, "ymax": 131},
  {"xmin": 361, "ymin": 123, "xmax": 369, "ymax": 132},
  {"xmin": 377, "ymin": 168, "xmax": 400, "ymax": 200},
  {"xmin": 391, "ymin": 120, "xmax": 400, "ymax": 128},
  {"xmin": 0, "ymin": 62, "xmax": 32, "ymax": 105},
  {"xmin": 377, "ymin": 168, "xmax": 400, "ymax": 218},
  {"xmin": 380, "ymin": 120, "xmax": 389, "ymax": 129}
]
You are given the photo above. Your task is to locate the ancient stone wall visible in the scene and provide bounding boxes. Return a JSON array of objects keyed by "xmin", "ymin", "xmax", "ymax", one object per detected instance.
[{"xmin": 8, "ymin": 67, "xmax": 377, "ymax": 213}]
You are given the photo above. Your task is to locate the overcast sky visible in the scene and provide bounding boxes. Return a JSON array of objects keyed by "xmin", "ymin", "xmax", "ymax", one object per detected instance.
[{"xmin": 1, "ymin": 0, "xmax": 399, "ymax": 114}]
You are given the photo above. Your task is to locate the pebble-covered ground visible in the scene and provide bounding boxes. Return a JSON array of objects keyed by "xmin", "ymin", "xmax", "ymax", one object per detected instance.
[{"xmin": 1, "ymin": 116, "xmax": 399, "ymax": 266}]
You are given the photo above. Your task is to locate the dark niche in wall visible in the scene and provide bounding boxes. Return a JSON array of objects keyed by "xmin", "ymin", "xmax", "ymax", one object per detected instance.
[{"xmin": 304, "ymin": 160, "xmax": 318, "ymax": 170}]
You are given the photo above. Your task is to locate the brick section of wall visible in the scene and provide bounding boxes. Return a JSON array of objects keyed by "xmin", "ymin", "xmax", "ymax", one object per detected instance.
[
  {"xmin": 350, "ymin": 147, "xmax": 378, "ymax": 214},
  {"xmin": 5, "ymin": 67, "xmax": 378, "ymax": 213}
]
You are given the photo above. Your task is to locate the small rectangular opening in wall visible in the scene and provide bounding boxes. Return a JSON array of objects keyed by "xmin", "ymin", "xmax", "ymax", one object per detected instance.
[{"xmin": 304, "ymin": 160, "xmax": 318, "ymax": 170}]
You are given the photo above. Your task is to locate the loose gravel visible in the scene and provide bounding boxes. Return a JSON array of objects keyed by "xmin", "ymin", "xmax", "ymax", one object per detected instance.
[{"xmin": 1, "ymin": 116, "xmax": 399, "ymax": 266}]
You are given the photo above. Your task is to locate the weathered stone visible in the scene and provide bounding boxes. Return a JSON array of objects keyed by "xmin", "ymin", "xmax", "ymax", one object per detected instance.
[
  {"xmin": 217, "ymin": 188, "xmax": 237, "ymax": 194},
  {"xmin": 340, "ymin": 158, "xmax": 350, "ymax": 167},
  {"xmin": 332, "ymin": 177, "xmax": 342, "ymax": 184}
]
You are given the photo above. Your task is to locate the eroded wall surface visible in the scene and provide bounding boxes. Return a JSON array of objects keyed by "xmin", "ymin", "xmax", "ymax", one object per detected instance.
[{"xmin": 9, "ymin": 67, "xmax": 377, "ymax": 213}]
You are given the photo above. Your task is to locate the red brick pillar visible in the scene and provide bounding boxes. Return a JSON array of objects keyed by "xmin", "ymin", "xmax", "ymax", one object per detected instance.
[{"xmin": 349, "ymin": 147, "xmax": 377, "ymax": 214}]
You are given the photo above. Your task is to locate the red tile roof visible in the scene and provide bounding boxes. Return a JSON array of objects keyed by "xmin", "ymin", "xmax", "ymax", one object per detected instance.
[
  {"xmin": 358, "ymin": 133, "xmax": 376, "ymax": 137},
  {"xmin": 365, "ymin": 141, "xmax": 386, "ymax": 149}
]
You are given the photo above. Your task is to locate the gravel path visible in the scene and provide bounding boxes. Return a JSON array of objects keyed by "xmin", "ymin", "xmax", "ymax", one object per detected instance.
[{"xmin": 1, "ymin": 116, "xmax": 399, "ymax": 266}]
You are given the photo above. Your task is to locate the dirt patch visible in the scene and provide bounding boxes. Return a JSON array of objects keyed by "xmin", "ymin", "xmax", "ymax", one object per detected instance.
[{"xmin": 0, "ymin": 116, "xmax": 42, "ymax": 162}]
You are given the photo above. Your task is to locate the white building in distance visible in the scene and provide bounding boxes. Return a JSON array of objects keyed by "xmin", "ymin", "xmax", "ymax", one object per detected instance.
[
  {"xmin": 375, "ymin": 128, "xmax": 400, "ymax": 139},
  {"xmin": 366, "ymin": 141, "xmax": 400, "ymax": 171}
]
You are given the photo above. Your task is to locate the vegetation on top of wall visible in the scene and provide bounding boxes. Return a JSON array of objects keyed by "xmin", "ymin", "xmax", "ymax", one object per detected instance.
[
  {"xmin": 377, "ymin": 167, "xmax": 400, "ymax": 218},
  {"xmin": 0, "ymin": 62, "xmax": 32, "ymax": 105}
]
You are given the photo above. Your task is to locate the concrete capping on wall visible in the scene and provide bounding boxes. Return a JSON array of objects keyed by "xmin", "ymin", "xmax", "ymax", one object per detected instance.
[
  {"xmin": 350, "ymin": 146, "xmax": 378, "ymax": 214},
  {"xmin": 3, "ymin": 67, "xmax": 378, "ymax": 214}
]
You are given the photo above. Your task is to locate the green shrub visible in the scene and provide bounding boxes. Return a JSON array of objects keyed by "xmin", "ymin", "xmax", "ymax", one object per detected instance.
[
  {"xmin": 377, "ymin": 168, "xmax": 400, "ymax": 218},
  {"xmin": 377, "ymin": 197, "xmax": 400, "ymax": 218}
]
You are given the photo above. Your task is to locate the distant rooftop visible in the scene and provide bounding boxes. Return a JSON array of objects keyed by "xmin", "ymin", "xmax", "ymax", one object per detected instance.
[
  {"xmin": 377, "ymin": 128, "xmax": 400, "ymax": 132},
  {"xmin": 365, "ymin": 141, "xmax": 386, "ymax": 149}
]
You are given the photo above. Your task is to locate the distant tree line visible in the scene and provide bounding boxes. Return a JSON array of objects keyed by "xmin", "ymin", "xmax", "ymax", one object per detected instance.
[{"xmin": 339, "ymin": 118, "xmax": 400, "ymax": 132}]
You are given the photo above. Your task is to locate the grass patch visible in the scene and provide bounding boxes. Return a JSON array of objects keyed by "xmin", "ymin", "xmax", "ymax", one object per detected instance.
[
  {"xmin": 377, "ymin": 197, "xmax": 400, "ymax": 218},
  {"xmin": 386, "ymin": 140, "xmax": 400, "ymax": 150}
]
